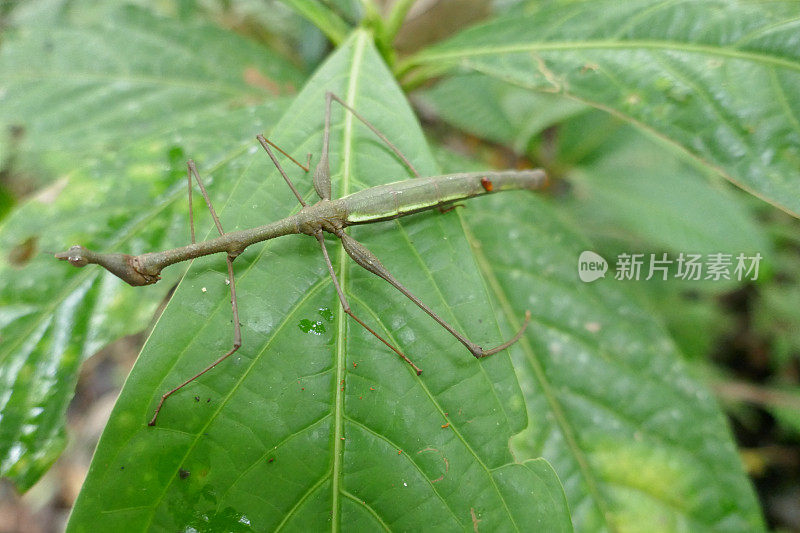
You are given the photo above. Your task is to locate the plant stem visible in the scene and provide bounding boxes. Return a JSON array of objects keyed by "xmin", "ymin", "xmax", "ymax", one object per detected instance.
[
  {"xmin": 281, "ymin": 0, "xmax": 351, "ymax": 45},
  {"xmin": 383, "ymin": 0, "xmax": 416, "ymax": 44}
]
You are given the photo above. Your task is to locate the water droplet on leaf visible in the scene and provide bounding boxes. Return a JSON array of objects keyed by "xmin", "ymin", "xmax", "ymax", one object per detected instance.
[{"xmin": 298, "ymin": 319, "xmax": 326, "ymax": 335}]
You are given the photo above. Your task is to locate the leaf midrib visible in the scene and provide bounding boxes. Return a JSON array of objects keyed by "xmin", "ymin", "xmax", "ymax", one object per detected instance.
[
  {"xmin": 328, "ymin": 32, "xmax": 367, "ymax": 532},
  {"xmin": 462, "ymin": 61, "xmax": 799, "ymax": 218},
  {"xmin": 413, "ymin": 40, "xmax": 800, "ymax": 73},
  {"xmin": 326, "ymin": 34, "xmax": 525, "ymax": 532}
]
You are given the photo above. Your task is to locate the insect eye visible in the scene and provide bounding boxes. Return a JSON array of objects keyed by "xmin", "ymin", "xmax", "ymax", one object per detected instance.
[
  {"xmin": 65, "ymin": 245, "xmax": 88, "ymax": 266},
  {"xmin": 68, "ymin": 255, "xmax": 88, "ymax": 267}
]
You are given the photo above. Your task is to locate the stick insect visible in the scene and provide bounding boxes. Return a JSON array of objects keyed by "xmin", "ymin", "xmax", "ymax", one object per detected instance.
[{"xmin": 56, "ymin": 92, "xmax": 546, "ymax": 426}]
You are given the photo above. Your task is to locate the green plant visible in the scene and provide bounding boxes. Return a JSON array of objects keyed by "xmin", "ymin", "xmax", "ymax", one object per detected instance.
[{"xmin": 3, "ymin": 0, "xmax": 798, "ymax": 530}]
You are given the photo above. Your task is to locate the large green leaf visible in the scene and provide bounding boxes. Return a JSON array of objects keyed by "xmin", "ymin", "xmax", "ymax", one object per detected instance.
[
  {"xmin": 66, "ymin": 32, "xmax": 571, "ymax": 531},
  {"xmin": 421, "ymin": 75, "xmax": 772, "ymax": 364},
  {"xmin": 422, "ymin": 144, "xmax": 766, "ymax": 531},
  {"xmin": 0, "ymin": 5, "xmax": 302, "ymax": 490},
  {"xmin": 0, "ymin": 4, "xmax": 303, "ymax": 173},
  {"xmin": 416, "ymin": 72, "xmax": 587, "ymax": 155},
  {"xmin": 403, "ymin": 0, "xmax": 800, "ymax": 217},
  {"xmin": 563, "ymin": 124, "xmax": 771, "ymax": 257},
  {"xmin": 418, "ymin": 73, "xmax": 770, "ymax": 264},
  {"xmin": 461, "ymin": 192, "xmax": 764, "ymax": 531}
]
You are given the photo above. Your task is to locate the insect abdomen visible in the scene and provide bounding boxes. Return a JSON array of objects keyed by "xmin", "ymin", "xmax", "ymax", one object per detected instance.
[{"xmin": 342, "ymin": 170, "xmax": 545, "ymax": 224}]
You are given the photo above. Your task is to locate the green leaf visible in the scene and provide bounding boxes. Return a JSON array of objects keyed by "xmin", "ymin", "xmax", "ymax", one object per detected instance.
[
  {"xmin": 419, "ymin": 75, "xmax": 771, "ymax": 262},
  {"xmin": 66, "ymin": 31, "xmax": 571, "ymax": 531},
  {"xmin": 461, "ymin": 191, "xmax": 765, "ymax": 531},
  {"xmin": 404, "ymin": 0, "xmax": 800, "ymax": 217},
  {"xmin": 564, "ymin": 124, "xmax": 771, "ymax": 256},
  {"xmin": 0, "ymin": 5, "xmax": 303, "ymax": 490},
  {"xmin": 430, "ymin": 145, "xmax": 764, "ymax": 530},
  {"xmin": 424, "ymin": 82, "xmax": 772, "ymax": 362},
  {"xmin": 0, "ymin": 4, "xmax": 304, "ymax": 173},
  {"xmin": 416, "ymin": 72, "xmax": 587, "ymax": 154},
  {"xmin": 556, "ymin": 116, "xmax": 772, "ymax": 361}
]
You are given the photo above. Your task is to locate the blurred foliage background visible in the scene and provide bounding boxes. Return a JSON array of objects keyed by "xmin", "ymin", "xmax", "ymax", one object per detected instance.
[{"xmin": 0, "ymin": 0, "xmax": 798, "ymax": 531}]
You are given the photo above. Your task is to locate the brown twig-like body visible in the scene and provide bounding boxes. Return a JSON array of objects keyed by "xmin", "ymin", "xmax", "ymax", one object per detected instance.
[{"xmin": 56, "ymin": 92, "xmax": 545, "ymax": 424}]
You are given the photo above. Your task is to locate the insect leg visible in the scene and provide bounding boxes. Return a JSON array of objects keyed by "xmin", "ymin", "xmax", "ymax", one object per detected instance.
[
  {"xmin": 149, "ymin": 163, "xmax": 244, "ymax": 426},
  {"xmin": 326, "ymin": 92, "xmax": 452, "ymax": 215},
  {"xmin": 437, "ymin": 202, "xmax": 465, "ymax": 214},
  {"xmin": 257, "ymin": 134, "xmax": 309, "ymax": 207},
  {"xmin": 187, "ymin": 160, "xmax": 226, "ymax": 235},
  {"xmin": 187, "ymin": 164, "xmax": 195, "ymax": 244},
  {"xmin": 326, "ymin": 92, "xmax": 420, "ymax": 178},
  {"xmin": 311, "ymin": 93, "xmax": 333, "ymax": 200},
  {"xmin": 256, "ymin": 135, "xmax": 310, "ymax": 172},
  {"xmin": 313, "ymin": 230, "xmax": 422, "ymax": 375},
  {"xmin": 336, "ymin": 230, "xmax": 531, "ymax": 359}
]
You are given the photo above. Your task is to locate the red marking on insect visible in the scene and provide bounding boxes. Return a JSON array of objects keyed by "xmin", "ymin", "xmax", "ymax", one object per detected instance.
[{"xmin": 480, "ymin": 176, "xmax": 494, "ymax": 192}]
